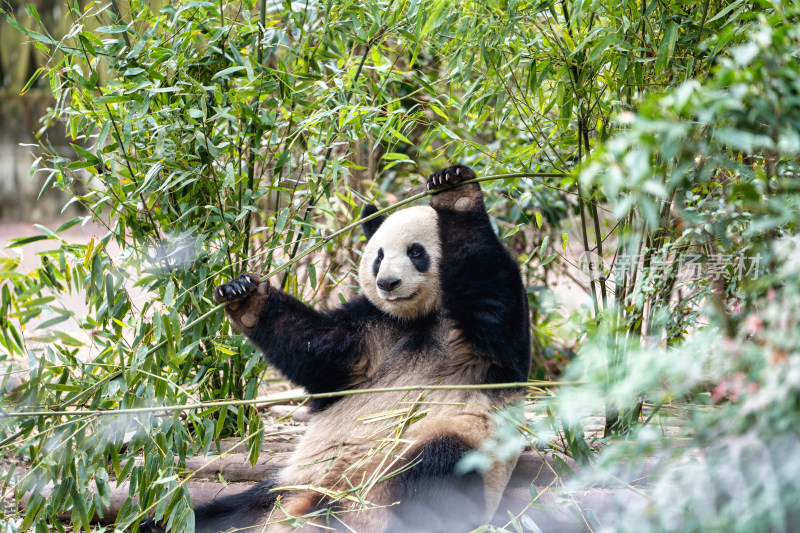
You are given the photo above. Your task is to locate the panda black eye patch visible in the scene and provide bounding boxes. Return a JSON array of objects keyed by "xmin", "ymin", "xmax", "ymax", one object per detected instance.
[
  {"xmin": 373, "ymin": 248, "xmax": 384, "ymax": 277},
  {"xmin": 407, "ymin": 243, "xmax": 430, "ymax": 272}
]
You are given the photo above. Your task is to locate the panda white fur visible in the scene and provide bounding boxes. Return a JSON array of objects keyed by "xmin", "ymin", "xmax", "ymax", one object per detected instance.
[
  {"xmin": 163, "ymin": 165, "xmax": 531, "ymax": 532},
  {"xmin": 359, "ymin": 205, "xmax": 441, "ymax": 319}
]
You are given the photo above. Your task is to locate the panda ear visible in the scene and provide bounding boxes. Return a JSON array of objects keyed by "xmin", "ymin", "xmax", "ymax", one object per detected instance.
[{"xmin": 361, "ymin": 204, "xmax": 386, "ymax": 240}]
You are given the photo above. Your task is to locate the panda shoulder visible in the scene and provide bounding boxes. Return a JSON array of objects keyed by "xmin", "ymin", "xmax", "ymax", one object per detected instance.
[{"xmin": 327, "ymin": 293, "xmax": 386, "ymax": 323}]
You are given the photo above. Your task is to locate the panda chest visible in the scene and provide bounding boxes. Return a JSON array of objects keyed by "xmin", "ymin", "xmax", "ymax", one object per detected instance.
[{"xmin": 365, "ymin": 320, "xmax": 486, "ymax": 385}]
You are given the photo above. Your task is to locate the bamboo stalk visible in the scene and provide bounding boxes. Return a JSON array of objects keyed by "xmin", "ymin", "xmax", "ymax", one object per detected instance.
[
  {"xmin": 3, "ymin": 380, "xmax": 574, "ymax": 419},
  {"xmin": 280, "ymin": 31, "xmax": 387, "ymax": 291},
  {"xmin": 138, "ymin": 171, "xmax": 567, "ymax": 361},
  {"xmin": 241, "ymin": 0, "xmax": 269, "ymax": 264}
]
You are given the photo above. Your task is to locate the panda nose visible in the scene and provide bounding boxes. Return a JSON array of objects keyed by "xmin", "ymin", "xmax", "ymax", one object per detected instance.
[{"xmin": 377, "ymin": 277, "xmax": 402, "ymax": 291}]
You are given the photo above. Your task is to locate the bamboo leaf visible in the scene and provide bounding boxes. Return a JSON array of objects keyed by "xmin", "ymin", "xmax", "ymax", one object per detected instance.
[
  {"xmin": 7, "ymin": 235, "xmax": 52, "ymax": 248},
  {"xmin": 20, "ymin": 67, "xmax": 45, "ymax": 95},
  {"xmin": 36, "ymin": 313, "xmax": 71, "ymax": 329},
  {"xmin": 655, "ymin": 22, "xmax": 679, "ymax": 71},
  {"xmin": 55, "ymin": 217, "xmax": 87, "ymax": 233},
  {"xmin": 438, "ymin": 124, "xmax": 460, "ymax": 141}
]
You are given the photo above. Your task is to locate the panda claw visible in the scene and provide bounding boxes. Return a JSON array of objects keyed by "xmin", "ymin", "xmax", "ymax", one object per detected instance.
[
  {"xmin": 427, "ymin": 165, "xmax": 475, "ymax": 192},
  {"xmin": 214, "ymin": 273, "xmax": 261, "ymax": 303}
]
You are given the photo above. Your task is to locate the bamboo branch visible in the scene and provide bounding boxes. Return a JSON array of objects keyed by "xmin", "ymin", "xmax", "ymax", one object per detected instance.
[
  {"xmin": 279, "ymin": 32, "xmax": 384, "ymax": 290},
  {"xmin": 138, "ymin": 171, "xmax": 567, "ymax": 361},
  {"xmin": 3, "ymin": 379, "xmax": 574, "ymax": 419}
]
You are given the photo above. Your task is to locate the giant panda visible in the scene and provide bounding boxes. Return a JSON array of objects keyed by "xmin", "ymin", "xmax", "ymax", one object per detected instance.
[{"xmin": 193, "ymin": 165, "xmax": 531, "ymax": 532}]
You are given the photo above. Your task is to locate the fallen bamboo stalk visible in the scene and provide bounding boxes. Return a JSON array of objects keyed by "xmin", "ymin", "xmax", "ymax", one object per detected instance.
[
  {"xmin": 210, "ymin": 436, "xmax": 299, "ymax": 454},
  {"xmin": 132, "ymin": 452, "xmax": 287, "ymax": 482}
]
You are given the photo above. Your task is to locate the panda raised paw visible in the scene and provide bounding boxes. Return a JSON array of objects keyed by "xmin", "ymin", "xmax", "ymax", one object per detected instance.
[
  {"xmin": 214, "ymin": 273, "xmax": 261, "ymax": 303},
  {"xmin": 427, "ymin": 164, "xmax": 476, "ymax": 191}
]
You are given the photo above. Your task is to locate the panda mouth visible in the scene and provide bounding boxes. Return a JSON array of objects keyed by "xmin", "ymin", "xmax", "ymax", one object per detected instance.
[{"xmin": 386, "ymin": 292, "xmax": 416, "ymax": 302}]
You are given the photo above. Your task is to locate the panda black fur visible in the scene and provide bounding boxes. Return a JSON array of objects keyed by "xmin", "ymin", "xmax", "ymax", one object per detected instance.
[{"xmin": 193, "ymin": 165, "xmax": 530, "ymax": 532}]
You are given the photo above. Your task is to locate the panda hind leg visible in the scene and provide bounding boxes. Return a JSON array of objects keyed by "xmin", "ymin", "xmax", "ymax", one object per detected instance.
[
  {"xmin": 387, "ymin": 434, "xmax": 485, "ymax": 533},
  {"xmin": 192, "ymin": 477, "xmax": 281, "ymax": 533},
  {"xmin": 136, "ymin": 478, "xmax": 280, "ymax": 533}
]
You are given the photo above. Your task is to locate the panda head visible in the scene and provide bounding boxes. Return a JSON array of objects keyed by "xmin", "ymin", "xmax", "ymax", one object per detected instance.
[{"xmin": 359, "ymin": 205, "xmax": 442, "ymax": 319}]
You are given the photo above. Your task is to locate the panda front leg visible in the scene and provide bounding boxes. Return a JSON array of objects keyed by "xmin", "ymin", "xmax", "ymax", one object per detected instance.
[
  {"xmin": 213, "ymin": 274, "xmax": 364, "ymax": 394},
  {"xmin": 426, "ymin": 165, "xmax": 531, "ymax": 382}
]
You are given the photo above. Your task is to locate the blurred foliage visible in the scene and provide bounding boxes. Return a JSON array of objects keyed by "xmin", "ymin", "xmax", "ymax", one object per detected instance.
[
  {"xmin": 533, "ymin": 7, "xmax": 800, "ymax": 533},
  {"xmin": 0, "ymin": 0, "xmax": 797, "ymax": 531}
]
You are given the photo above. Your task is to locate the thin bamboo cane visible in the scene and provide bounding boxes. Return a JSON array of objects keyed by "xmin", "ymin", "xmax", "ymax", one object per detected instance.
[
  {"xmin": 3, "ymin": 380, "xmax": 575, "ymax": 419},
  {"xmin": 138, "ymin": 172, "xmax": 567, "ymax": 361}
]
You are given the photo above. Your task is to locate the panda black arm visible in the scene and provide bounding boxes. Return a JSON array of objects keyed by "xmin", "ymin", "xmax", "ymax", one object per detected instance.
[
  {"xmin": 428, "ymin": 165, "xmax": 531, "ymax": 382},
  {"xmin": 213, "ymin": 274, "xmax": 381, "ymax": 394}
]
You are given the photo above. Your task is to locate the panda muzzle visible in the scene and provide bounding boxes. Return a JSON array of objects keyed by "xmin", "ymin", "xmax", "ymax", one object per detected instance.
[{"xmin": 377, "ymin": 277, "xmax": 402, "ymax": 292}]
